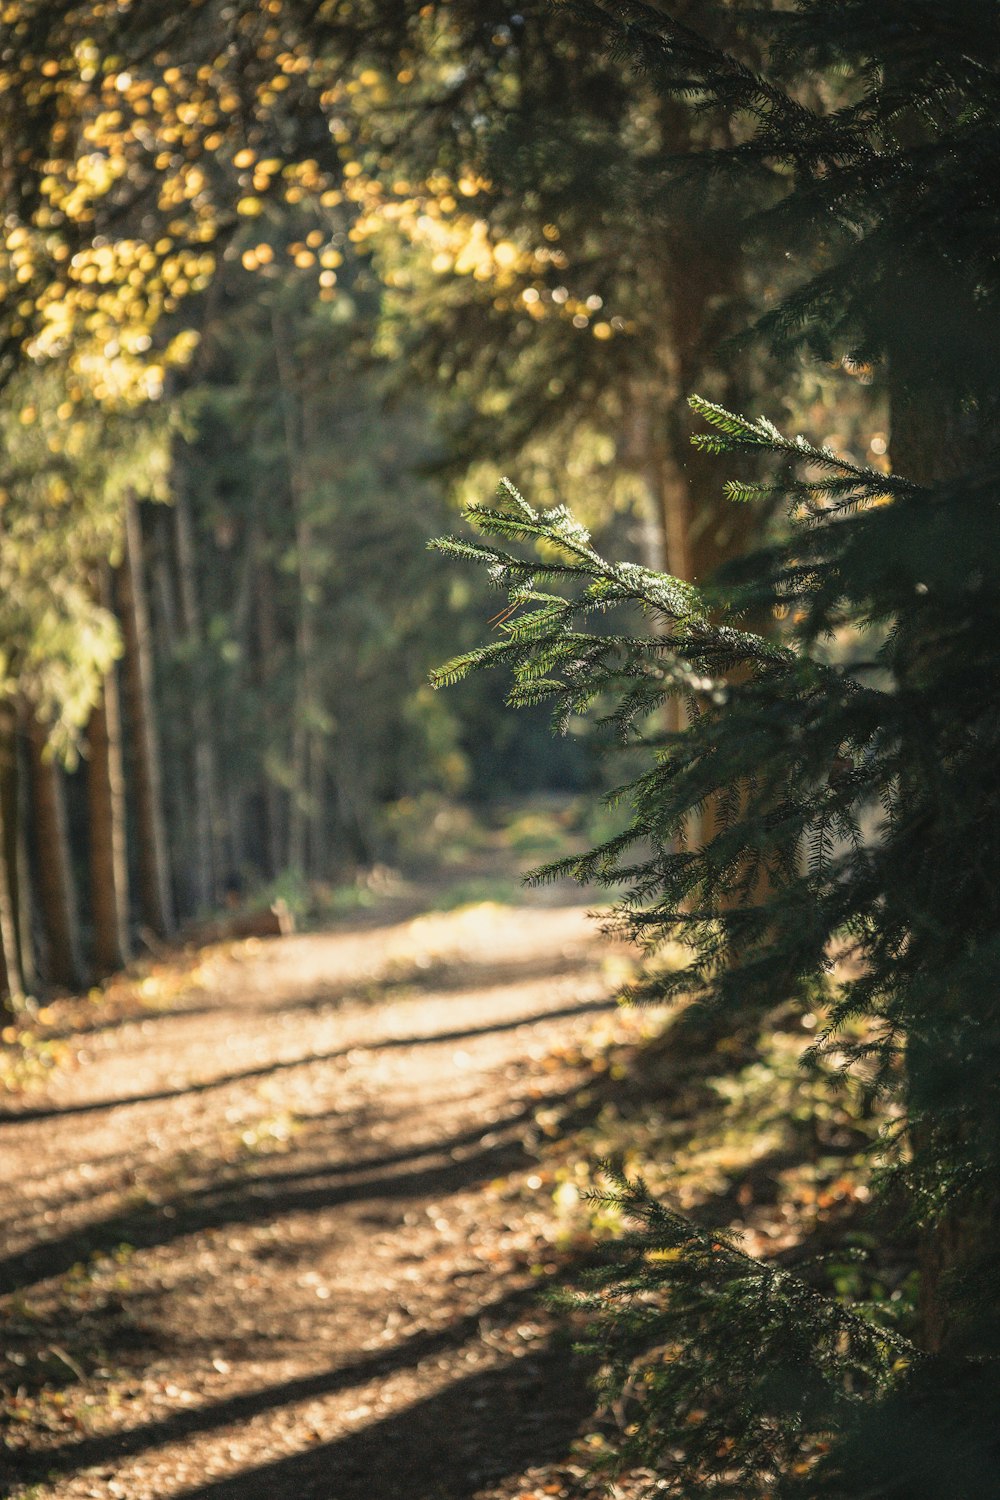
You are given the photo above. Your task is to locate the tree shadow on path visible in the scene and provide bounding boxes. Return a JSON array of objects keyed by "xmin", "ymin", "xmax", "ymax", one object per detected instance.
[
  {"xmin": 6, "ymin": 1281, "xmax": 595, "ymax": 1492},
  {"xmin": 0, "ymin": 996, "xmax": 616, "ymax": 1125},
  {"xmin": 0, "ymin": 1081, "xmax": 603, "ymax": 1295},
  {"xmin": 175, "ymin": 1342, "xmax": 596, "ymax": 1500}
]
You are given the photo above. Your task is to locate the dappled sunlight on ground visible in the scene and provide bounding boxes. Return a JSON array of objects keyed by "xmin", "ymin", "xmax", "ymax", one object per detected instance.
[
  {"xmin": 0, "ymin": 876, "xmax": 901, "ymax": 1499},
  {"xmin": 1, "ymin": 893, "xmax": 628, "ymax": 1499}
]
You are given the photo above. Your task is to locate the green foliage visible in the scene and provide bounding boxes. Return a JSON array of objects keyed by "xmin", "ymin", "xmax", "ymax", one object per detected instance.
[
  {"xmin": 352, "ymin": 0, "xmax": 784, "ymax": 595},
  {"xmin": 580, "ymin": 0, "xmax": 1000, "ymax": 407},
  {"xmin": 164, "ymin": 260, "xmax": 472, "ymax": 880},
  {"xmin": 433, "ymin": 393, "xmax": 1000, "ymax": 1491},
  {"xmin": 0, "ymin": 367, "xmax": 170, "ymax": 754},
  {"xmin": 156, "ymin": 239, "xmax": 600, "ymax": 905},
  {"xmin": 571, "ymin": 1166, "xmax": 910, "ymax": 1496}
]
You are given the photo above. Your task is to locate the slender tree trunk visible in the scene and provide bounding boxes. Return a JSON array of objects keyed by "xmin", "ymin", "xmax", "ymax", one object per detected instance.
[
  {"xmin": 150, "ymin": 507, "xmax": 180, "ymax": 650},
  {"xmin": 0, "ymin": 701, "xmax": 24, "ymax": 1016},
  {"xmin": 227, "ymin": 520, "xmax": 261, "ymax": 882},
  {"xmin": 0, "ymin": 864, "xmax": 20, "ymax": 1021},
  {"xmin": 254, "ymin": 552, "xmax": 284, "ymax": 880},
  {"xmin": 888, "ymin": 359, "xmax": 994, "ymax": 1358},
  {"xmin": 147, "ymin": 505, "xmax": 195, "ymax": 919},
  {"xmin": 625, "ymin": 392, "xmax": 687, "ymax": 579},
  {"xmin": 26, "ymin": 713, "xmax": 82, "ymax": 989},
  {"xmin": 620, "ymin": 169, "xmax": 762, "ymax": 918},
  {"xmin": 14, "ymin": 731, "xmax": 37, "ymax": 996},
  {"xmin": 174, "ymin": 473, "xmax": 221, "ymax": 912},
  {"xmin": 271, "ymin": 308, "xmax": 320, "ymax": 877},
  {"xmin": 117, "ymin": 491, "xmax": 175, "ymax": 937},
  {"xmin": 300, "ymin": 396, "xmax": 327, "ymax": 878},
  {"xmin": 0, "ymin": 699, "xmax": 36, "ymax": 996},
  {"xmin": 619, "ymin": 95, "xmax": 755, "ymax": 591},
  {"xmin": 86, "ymin": 568, "xmax": 131, "ymax": 976},
  {"xmin": 879, "ymin": 94, "xmax": 1000, "ymax": 1365}
]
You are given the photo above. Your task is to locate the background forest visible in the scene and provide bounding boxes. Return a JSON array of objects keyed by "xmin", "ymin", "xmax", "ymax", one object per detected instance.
[
  {"xmin": 0, "ymin": 0, "xmax": 886, "ymax": 994},
  {"xmin": 1, "ymin": 2, "xmax": 998, "ymax": 1497}
]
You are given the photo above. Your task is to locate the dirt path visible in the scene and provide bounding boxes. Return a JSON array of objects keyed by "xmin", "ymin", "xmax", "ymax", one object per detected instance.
[{"xmin": 1, "ymin": 897, "xmax": 620, "ymax": 1500}]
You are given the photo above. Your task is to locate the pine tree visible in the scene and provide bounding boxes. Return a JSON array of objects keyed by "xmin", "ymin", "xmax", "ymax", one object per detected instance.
[
  {"xmin": 579, "ymin": 0, "xmax": 1000, "ymax": 452},
  {"xmin": 432, "ymin": 384, "xmax": 1000, "ymax": 1491},
  {"xmin": 435, "ymin": 6, "xmax": 1000, "ymax": 1489},
  {"xmin": 25, "ymin": 711, "xmax": 82, "ymax": 989},
  {"xmin": 352, "ymin": 0, "xmax": 773, "ymax": 583},
  {"xmin": 117, "ymin": 490, "xmax": 175, "ymax": 938}
]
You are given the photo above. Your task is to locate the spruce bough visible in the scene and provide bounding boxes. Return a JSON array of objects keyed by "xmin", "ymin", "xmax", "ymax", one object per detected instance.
[{"xmin": 432, "ymin": 398, "xmax": 1000, "ymax": 1495}]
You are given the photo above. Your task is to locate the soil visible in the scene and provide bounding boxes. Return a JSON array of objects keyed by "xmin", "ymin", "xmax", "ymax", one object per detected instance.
[{"xmin": 0, "ymin": 892, "xmax": 629, "ymax": 1500}]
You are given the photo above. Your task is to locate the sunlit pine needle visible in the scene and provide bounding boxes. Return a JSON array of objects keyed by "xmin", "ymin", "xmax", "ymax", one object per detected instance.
[{"xmin": 488, "ymin": 599, "xmax": 524, "ymax": 628}]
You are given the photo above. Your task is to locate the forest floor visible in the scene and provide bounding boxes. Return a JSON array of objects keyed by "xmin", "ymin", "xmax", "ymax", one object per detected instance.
[
  {"xmin": 1, "ymin": 878, "xmax": 652, "ymax": 1500},
  {"xmin": 0, "ymin": 815, "xmax": 894, "ymax": 1500}
]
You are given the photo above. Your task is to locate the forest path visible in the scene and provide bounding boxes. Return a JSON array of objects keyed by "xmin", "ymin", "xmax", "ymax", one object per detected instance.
[{"xmin": 1, "ymin": 895, "xmax": 622, "ymax": 1500}]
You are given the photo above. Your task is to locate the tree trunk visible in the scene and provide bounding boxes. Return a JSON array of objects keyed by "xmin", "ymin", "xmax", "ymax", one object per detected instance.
[
  {"xmin": 117, "ymin": 491, "xmax": 175, "ymax": 937},
  {"xmin": 254, "ymin": 551, "xmax": 284, "ymax": 880},
  {"xmin": 619, "ymin": 200, "xmax": 755, "ymax": 812},
  {"xmin": 26, "ymin": 713, "xmax": 82, "ymax": 990},
  {"xmin": 891, "ymin": 385, "xmax": 977, "ymax": 1360},
  {"xmin": 300, "ymin": 397, "xmax": 327, "ymax": 879},
  {"xmin": 622, "ymin": 95, "xmax": 756, "ymax": 590},
  {"xmin": 0, "ymin": 863, "xmax": 20, "ymax": 1021},
  {"xmin": 225, "ymin": 519, "xmax": 261, "ymax": 883},
  {"xmin": 618, "ymin": 161, "xmax": 768, "ymax": 927},
  {"xmin": 0, "ymin": 699, "xmax": 36, "ymax": 997},
  {"xmin": 888, "ymin": 306, "xmax": 1000, "ymax": 1359},
  {"xmin": 14, "ymin": 716, "xmax": 38, "ymax": 995},
  {"xmin": 150, "ymin": 505, "xmax": 180, "ymax": 649},
  {"xmin": 624, "ymin": 392, "xmax": 688, "ymax": 579},
  {"xmin": 271, "ymin": 308, "xmax": 321, "ymax": 878},
  {"xmin": 0, "ymin": 701, "xmax": 24, "ymax": 1016},
  {"xmin": 146, "ymin": 504, "xmax": 196, "ymax": 920},
  {"xmin": 86, "ymin": 569, "xmax": 131, "ymax": 977},
  {"xmin": 174, "ymin": 473, "xmax": 221, "ymax": 912}
]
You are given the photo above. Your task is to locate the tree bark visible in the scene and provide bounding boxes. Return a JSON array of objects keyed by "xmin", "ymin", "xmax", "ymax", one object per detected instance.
[
  {"xmin": 624, "ymin": 95, "xmax": 756, "ymax": 589},
  {"xmin": 14, "ymin": 717, "xmax": 37, "ymax": 995},
  {"xmin": 624, "ymin": 392, "xmax": 688, "ymax": 579},
  {"xmin": 226, "ymin": 519, "xmax": 261, "ymax": 883},
  {"xmin": 86, "ymin": 568, "xmax": 131, "ymax": 977},
  {"xmin": 0, "ymin": 699, "xmax": 37, "ymax": 996},
  {"xmin": 174, "ymin": 472, "xmax": 221, "ymax": 912},
  {"xmin": 254, "ymin": 551, "xmax": 284, "ymax": 880},
  {"xmin": 26, "ymin": 713, "xmax": 82, "ymax": 989},
  {"xmin": 117, "ymin": 491, "xmax": 175, "ymax": 937},
  {"xmin": 146, "ymin": 503, "xmax": 197, "ymax": 920},
  {"xmin": 0, "ymin": 701, "xmax": 24, "ymax": 1016},
  {"xmin": 887, "ymin": 299, "xmax": 1000, "ymax": 1359},
  {"xmin": 271, "ymin": 307, "xmax": 320, "ymax": 878}
]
